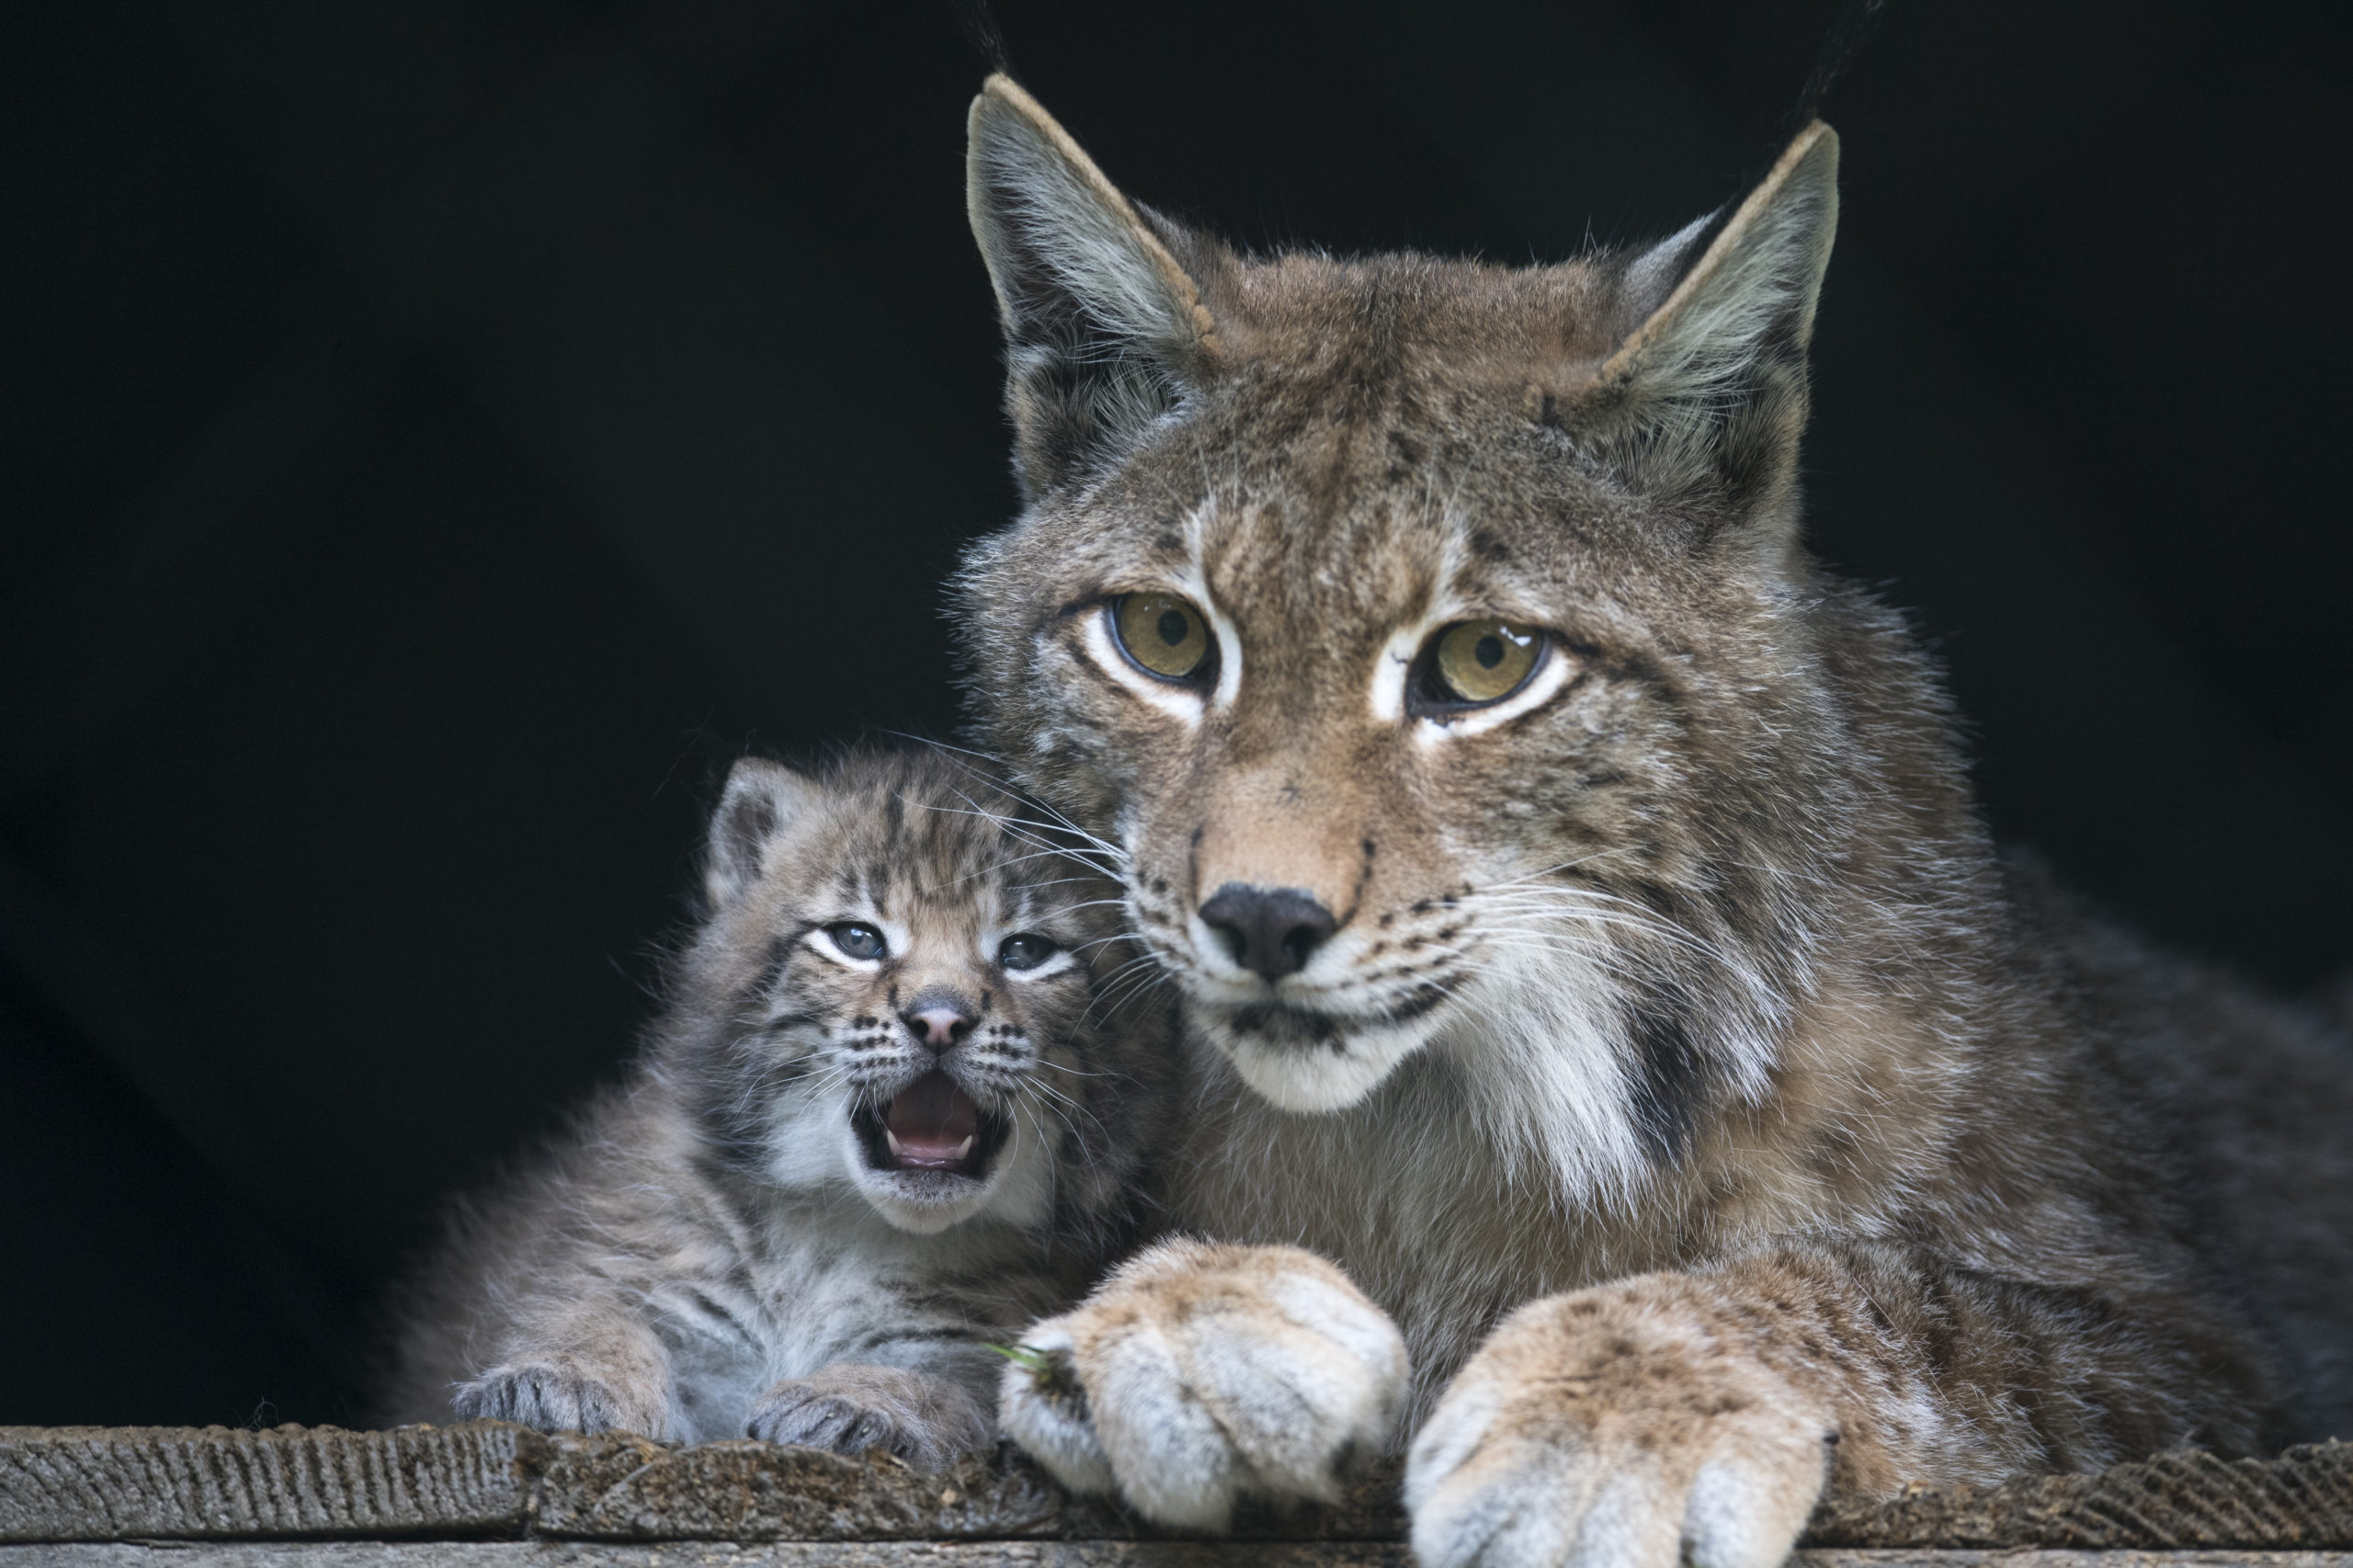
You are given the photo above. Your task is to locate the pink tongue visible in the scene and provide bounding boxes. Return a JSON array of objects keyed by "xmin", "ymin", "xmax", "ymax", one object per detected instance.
[{"xmin": 885, "ymin": 1073, "xmax": 981, "ymax": 1167}]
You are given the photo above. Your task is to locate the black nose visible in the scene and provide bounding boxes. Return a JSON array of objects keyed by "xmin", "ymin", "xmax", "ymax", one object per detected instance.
[
  {"xmin": 1198, "ymin": 883, "xmax": 1337, "ymax": 983},
  {"xmin": 901, "ymin": 994, "xmax": 976, "ymax": 1054}
]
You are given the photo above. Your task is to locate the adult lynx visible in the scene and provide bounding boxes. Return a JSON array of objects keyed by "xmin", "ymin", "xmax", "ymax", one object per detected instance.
[{"xmin": 952, "ymin": 74, "xmax": 2353, "ymax": 1568}]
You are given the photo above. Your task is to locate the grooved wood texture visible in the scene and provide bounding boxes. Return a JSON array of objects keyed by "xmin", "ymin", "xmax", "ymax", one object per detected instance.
[
  {"xmin": 529, "ymin": 1432, "xmax": 1113, "ymax": 1541},
  {"xmin": 0, "ymin": 1423, "xmax": 541, "ymax": 1541},
  {"xmin": 1806, "ymin": 1446, "xmax": 2353, "ymax": 1550},
  {"xmin": 3, "ymin": 1425, "xmax": 2349, "ymax": 1550},
  {"xmin": 6, "ymin": 1546, "xmax": 2353, "ymax": 1567}
]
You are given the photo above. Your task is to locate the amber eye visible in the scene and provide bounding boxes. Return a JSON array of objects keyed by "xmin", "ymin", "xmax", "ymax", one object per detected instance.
[
  {"xmin": 1427, "ymin": 619, "xmax": 1544, "ymax": 706},
  {"xmin": 1110, "ymin": 593, "xmax": 1213, "ymax": 683}
]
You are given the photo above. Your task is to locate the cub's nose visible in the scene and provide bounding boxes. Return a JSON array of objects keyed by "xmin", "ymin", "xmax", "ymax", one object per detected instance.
[
  {"xmin": 1199, "ymin": 883, "xmax": 1337, "ymax": 983},
  {"xmin": 901, "ymin": 994, "xmax": 976, "ymax": 1054}
]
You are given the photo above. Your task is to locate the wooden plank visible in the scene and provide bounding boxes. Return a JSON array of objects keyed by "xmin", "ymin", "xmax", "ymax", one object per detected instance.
[
  {"xmin": 0, "ymin": 1424, "xmax": 542, "ymax": 1542},
  {"xmin": 1809, "ymin": 1446, "xmax": 2353, "ymax": 1550},
  {"xmin": 6, "ymin": 1542, "xmax": 2353, "ymax": 1566},
  {"xmin": 4, "ymin": 1425, "xmax": 2350, "ymax": 1550},
  {"xmin": 530, "ymin": 1432, "xmax": 1111, "ymax": 1541}
]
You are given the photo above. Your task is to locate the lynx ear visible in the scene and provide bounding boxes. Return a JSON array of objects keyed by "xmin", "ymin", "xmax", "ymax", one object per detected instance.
[
  {"xmin": 1581, "ymin": 121, "xmax": 1840, "ymax": 511},
  {"xmin": 967, "ymin": 74, "xmax": 1221, "ymax": 498},
  {"xmin": 705, "ymin": 757, "xmax": 824, "ymax": 909}
]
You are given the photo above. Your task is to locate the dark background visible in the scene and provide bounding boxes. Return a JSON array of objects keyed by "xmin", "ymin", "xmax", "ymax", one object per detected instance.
[{"xmin": 5, "ymin": 0, "xmax": 2347, "ymax": 1427}]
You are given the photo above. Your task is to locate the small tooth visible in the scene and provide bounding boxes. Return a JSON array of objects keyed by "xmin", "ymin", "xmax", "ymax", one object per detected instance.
[
  {"xmin": 952, "ymin": 1135, "xmax": 974, "ymax": 1160},
  {"xmin": 885, "ymin": 1129, "xmax": 904, "ymax": 1156}
]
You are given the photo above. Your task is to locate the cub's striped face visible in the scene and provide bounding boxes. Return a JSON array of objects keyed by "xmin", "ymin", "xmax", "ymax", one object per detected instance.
[{"xmin": 694, "ymin": 759, "xmax": 1133, "ymax": 1234}]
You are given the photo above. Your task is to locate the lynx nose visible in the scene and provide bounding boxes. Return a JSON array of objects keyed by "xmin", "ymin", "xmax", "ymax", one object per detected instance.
[
  {"xmin": 1199, "ymin": 883, "xmax": 1337, "ymax": 983},
  {"xmin": 902, "ymin": 994, "xmax": 976, "ymax": 1054}
]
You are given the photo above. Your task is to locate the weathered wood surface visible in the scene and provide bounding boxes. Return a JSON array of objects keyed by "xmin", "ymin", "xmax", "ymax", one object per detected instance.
[
  {"xmin": 7, "ymin": 1547, "xmax": 2353, "ymax": 1568},
  {"xmin": 0, "ymin": 1542, "xmax": 1417, "ymax": 1568},
  {"xmin": 4, "ymin": 1424, "xmax": 2350, "ymax": 1550},
  {"xmin": 0, "ymin": 1422, "xmax": 539, "ymax": 1540},
  {"xmin": 527, "ymin": 1431, "xmax": 1133, "ymax": 1542},
  {"xmin": 1808, "ymin": 1445, "xmax": 2353, "ymax": 1550}
]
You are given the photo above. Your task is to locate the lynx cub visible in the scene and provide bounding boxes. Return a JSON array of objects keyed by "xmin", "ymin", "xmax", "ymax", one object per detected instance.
[
  {"xmin": 951, "ymin": 71, "xmax": 2353, "ymax": 1568},
  {"xmin": 381, "ymin": 748, "xmax": 1171, "ymax": 1466}
]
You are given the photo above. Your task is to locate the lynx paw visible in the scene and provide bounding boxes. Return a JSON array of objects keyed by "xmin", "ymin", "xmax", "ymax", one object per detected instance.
[
  {"xmin": 454, "ymin": 1355, "xmax": 674, "ymax": 1438},
  {"xmin": 1406, "ymin": 1284, "xmax": 1836, "ymax": 1568},
  {"xmin": 747, "ymin": 1364, "xmax": 994, "ymax": 1471},
  {"xmin": 999, "ymin": 1240, "xmax": 1408, "ymax": 1530}
]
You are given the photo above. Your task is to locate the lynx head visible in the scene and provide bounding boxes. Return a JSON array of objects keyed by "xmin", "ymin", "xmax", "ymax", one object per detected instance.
[
  {"xmin": 674, "ymin": 748, "xmax": 1156, "ymax": 1235},
  {"xmin": 955, "ymin": 78, "xmax": 1908, "ymax": 1199}
]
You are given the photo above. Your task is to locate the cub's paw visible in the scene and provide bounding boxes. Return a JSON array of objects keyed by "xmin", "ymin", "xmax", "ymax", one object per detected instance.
[
  {"xmin": 1406, "ymin": 1281, "xmax": 1836, "ymax": 1568},
  {"xmin": 999, "ymin": 1239, "xmax": 1408, "ymax": 1530},
  {"xmin": 454, "ymin": 1355, "xmax": 674, "ymax": 1438},
  {"xmin": 747, "ymin": 1363, "xmax": 994, "ymax": 1471}
]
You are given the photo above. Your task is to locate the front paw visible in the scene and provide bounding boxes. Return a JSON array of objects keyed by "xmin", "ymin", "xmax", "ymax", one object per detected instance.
[
  {"xmin": 998, "ymin": 1239, "xmax": 1408, "ymax": 1530},
  {"xmin": 454, "ymin": 1355, "xmax": 673, "ymax": 1437},
  {"xmin": 747, "ymin": 1364, "xmax": 993, "ymax": 1471},
  {"xmin": 1406, "ymin": 1281, "xmax": 1835, "ymax": 1568}
]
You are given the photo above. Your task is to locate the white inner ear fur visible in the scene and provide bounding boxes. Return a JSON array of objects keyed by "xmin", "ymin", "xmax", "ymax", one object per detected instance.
[
  {"xmin": 705, "ymin": 762, "xmax": 824, "ymax": 907},
  {"xmin": 969, "ymin": 76, "xmax": 1209, "ymax": 358},
  {"xmin": 1592, "ymin": 122, "xmax": 1838, "ymax": 492}
]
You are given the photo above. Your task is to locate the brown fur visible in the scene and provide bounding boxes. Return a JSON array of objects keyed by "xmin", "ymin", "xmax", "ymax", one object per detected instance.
[
  {"xmin": 953, "ymin": 74, "xmax": 2351, "ymax": 1568},
  {"xmin": 379, "ymin": 746, "xmax": 1176, "ymax": 1468}
]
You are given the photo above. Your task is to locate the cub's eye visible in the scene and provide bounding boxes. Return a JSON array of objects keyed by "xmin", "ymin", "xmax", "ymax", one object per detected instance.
[
  {"xmin": 1109, "ymin": 593, "xmax": 1213, "ymax": 683},
  {"xmin": 997, "ymin": 933, "xmax": 1060, "ymax": 971},
  {"xmin": 825, "ymin": 923, "xmax": 888, "ymax": 961},
  {"xmin": 1424, "ymin": 619, "xmax": 1545, "ymax": 708}
]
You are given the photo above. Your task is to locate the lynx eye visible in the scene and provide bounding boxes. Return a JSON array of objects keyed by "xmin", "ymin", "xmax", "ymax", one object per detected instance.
[
  {"xmin": 1425, "ymin": 619, "xmax": 1545, "ymax": 708},
  {"xmin": 825, "ymin": 922, "xmax": 889, "ymax": 961},
  {"xmin": 1109, "ymin": 593, "xmax": 1213, "ymax": 683},
  {"xmin": 997, "ymin": 933, "xmax": 1059, "ymax": 971}
]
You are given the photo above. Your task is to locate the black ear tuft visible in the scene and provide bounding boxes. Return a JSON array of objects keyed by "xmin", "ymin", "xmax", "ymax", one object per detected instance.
[
  {"xmin": 706, "ymin": 757, "xmax": 824, "ymax": 910},
  {"xmin": 1794, "ymin": 0, "xmax": 1892, "ymax": 130},
  {"xmin": 946, "ymin": 0, "xmax": 1016, "ymax": 81}
]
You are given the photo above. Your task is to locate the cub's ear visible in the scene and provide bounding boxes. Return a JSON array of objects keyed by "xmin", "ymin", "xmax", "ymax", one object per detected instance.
[
  {"xmin": 967, "ymin": 74, "xmax": 1222, "ymax": 499},
  {"xmin": 706, "ymin": 757, "xmax": 824, "ymax": 909},
  {"xmin": 1579, "ymin": 121, "xmax": 1839, "ymax": 515}
]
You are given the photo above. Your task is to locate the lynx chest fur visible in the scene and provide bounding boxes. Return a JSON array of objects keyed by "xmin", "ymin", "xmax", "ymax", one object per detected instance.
[{"xmin": 381, "ymin": 748, "xmax": 1173, "ymax": 1467}]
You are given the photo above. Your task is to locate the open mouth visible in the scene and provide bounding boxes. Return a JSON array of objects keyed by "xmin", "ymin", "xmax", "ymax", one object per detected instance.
[{"xmin": 852, "ymin": 1072, "xmax": 1010, "ymax": 1181}]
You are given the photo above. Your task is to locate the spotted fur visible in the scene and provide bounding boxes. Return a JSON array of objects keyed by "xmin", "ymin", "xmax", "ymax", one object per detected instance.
[
  {"xmin": 955, "ymin": 74, "xmax": 2353, "ymax": 1564},
  {"xmin": 379, "ymin": 747, "xmax": 1175, "ymax": 1466}
]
